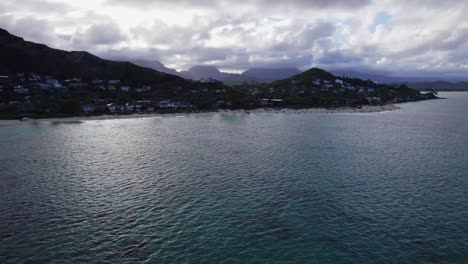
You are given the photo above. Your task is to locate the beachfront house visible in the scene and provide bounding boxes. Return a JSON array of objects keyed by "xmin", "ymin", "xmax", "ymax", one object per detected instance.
[
  {"xmin": 82, "ymin": 104, "xmax": 96, "ymax": 114},
  {"xmin": 107, "ymin": 103, "xmax": 124, "ymax": 113},
  {"xmin": 159, "ymin": 101, "xmax": 190, "ymax": 110}
]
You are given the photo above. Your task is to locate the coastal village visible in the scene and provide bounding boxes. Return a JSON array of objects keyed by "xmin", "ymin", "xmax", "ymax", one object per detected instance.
[{"xmin": 0, "ymin": 70, "xmax": 436, "ymax": 118}]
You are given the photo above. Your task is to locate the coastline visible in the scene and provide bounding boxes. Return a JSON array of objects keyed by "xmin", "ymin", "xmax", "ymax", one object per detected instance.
[{"xmin": 0, "ymin": 104, "xmax": 400, "ymax": 126}]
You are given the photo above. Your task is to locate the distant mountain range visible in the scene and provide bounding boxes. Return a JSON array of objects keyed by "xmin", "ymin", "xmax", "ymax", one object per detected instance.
[
  {"xmin": 0, "ymin": 28, "xmax": 183, "ymax": 85},
  {"xmin": 330, "ymin": 69, "xmax": 468, "ymax": 91},
  {"xmin": 405, "ymin": 81, "xmax": 468, "ymax": 91},
  {"xmin": 130, "ymin": 59, "xmax": 179, "ymax": 76},
  {"xmin": 131, "ymin": 60, "xmax": 302, "ymax": 83},
  {"xmin": 1, "ymin": 26, "xmax": 465, "ymax": 91}
]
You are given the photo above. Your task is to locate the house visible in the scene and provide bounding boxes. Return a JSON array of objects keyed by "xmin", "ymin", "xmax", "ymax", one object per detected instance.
[
  {"xmin": 345, "ymin": 85, "xmax": 355, "ymax": 91},
  {"xmin": 200, "ymin": 78, "xmax": 219, "ymax": 83},
  {"xmin": 135, "ymin": 87, "xmax": 150, "ymax": 93},
  {"xmin": 125, "ymin": 103, "xmax": 136, "ymax": 112},
  {"xmin": 107, "ymin": 103, "xmax": 124, "ymax": 113},
  {"xmin": 51, "ymin": 82, "xmax": 64, "ymax": 89},
  {"xmin": 92, "ymin": 80, "xmax": 104, "ymax": 84},
  {"xmin": 14, "ymin": 86, "xmax": 29, "ymax": 94},
  {"xmin": 142, "ymin": 86, "xmax": 152, "ymax": 92},
  {"xmin": 260, "ymin": 98, "xmax": 271, "ymax": 106},
  {"xmin": 335, "ymin": 79, "xmax": 344, "ymax": 86},
  {"xmin": 120, "ymin": 86, "xmax": 131, "ymax": 92},
  {"xmin": 159, "ymin": 101, "xmax": 190, "ymax": 110},
  {"xmin": 366, "ymin": 97, "xmax": 381, "ymax": 103},
  {"xmin": 107, "ymin": 85, "xmax": 116, "ymax": 91},
  {"xmin": 28, "ymin": 73, "xmax": 41, "ymax": 82},
  {"xmin": 82, "ymin": 104, "xmax": 95, "ymax": 114},
  {"xmin": 213, "ymin": 100, "xmax": 227, "ymax": 108},
  {"xmin": 146, "ymin": 105, "xmax": 155, "ymax": 112},
  {"xmin": 0, "ymin": 76, "xmax": 9, "ymax": 85},
  {"xmin": 109, "ymin": 80, "xmax": 120, "ymax": 84}
]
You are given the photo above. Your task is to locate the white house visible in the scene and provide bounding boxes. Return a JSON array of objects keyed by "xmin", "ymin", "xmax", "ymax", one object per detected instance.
[
  {"xmin": 14, "ymin": 86, "xmax": 29, "ymax": 94},
  {"xmin": 159, "ymin": 101, "xmax": 189, "ymax": 109},
  {"xmin": 120, "ymin": 86, "xmax": 131, "ymax": 92},
  {"xmin": 107, "ymin": 103, "xmax": 124, "ymax": 113}
]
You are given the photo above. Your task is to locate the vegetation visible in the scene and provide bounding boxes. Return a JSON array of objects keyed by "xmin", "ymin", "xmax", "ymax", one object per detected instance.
[{"xmin": 0, "ymin": 28, "xmax": 438, "ymax": 119}]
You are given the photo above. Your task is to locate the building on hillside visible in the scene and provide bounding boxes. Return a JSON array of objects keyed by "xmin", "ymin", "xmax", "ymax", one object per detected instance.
[{"xmin": 14, "ymin": 86, "xmax": 30, "ymax": 94}]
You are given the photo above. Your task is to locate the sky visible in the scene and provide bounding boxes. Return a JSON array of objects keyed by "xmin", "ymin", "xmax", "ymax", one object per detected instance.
[{"xmin": 1, "ymin": 0, "xmax": 468, "ymax": 79}]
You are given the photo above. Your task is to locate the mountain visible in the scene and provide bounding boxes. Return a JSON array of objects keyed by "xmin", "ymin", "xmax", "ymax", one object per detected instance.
[
  {"xmin": 0, "ymin": 28, "xmax": 183, "ymax": 85},
  {"xmin": 241, "ymin": 68, "xmax": 302, "ymax": 83},
  {"xmin": 271, "ymin": 68, "xmax": 336, "ymax": 86},
  {"xmin": 131, "ymin": 59, "xmax": 179, "ymax": 76},
  {"xmin": 178, "ymin": 65, "xmax": 302, "ymax": 83},
  {"xmin": 180, "ymin": 65, "xmax": 225, "ymax": 80},
  {"xmin": 330, "ymin": 69, "xmax": 468, "ymax": 84},
  {"xmin": 330, "ymin": 70, "xmax": 404, "ymax": 83}
]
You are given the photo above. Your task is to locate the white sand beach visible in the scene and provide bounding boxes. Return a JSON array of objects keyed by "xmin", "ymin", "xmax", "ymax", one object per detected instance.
[{"xmin": 0, "ymin": 104, "xmax": 400, "ymax": 126}]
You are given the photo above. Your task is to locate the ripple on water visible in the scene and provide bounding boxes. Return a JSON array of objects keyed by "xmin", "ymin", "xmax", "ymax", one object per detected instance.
[{"xmin": 1, "ymin": 93, "xmax": 468, "ymax": 264}]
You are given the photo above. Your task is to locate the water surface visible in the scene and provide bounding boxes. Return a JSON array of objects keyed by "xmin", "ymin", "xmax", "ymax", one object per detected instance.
[{"xmin": 1, "ymin": 92, "xmax": 467, "ymax": 264}]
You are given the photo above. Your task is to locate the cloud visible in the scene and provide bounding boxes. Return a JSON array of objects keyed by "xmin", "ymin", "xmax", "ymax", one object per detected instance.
[
  {"xmin": 72, "ymin": 22, "xmax": 127, "ymax": 48},
  {"xmin": 1, "ymin": 0, "xmax": 468, "ymax": 79},
  {"xmin": 107, "ymin": 0, "xmax": 372, "ymax": 10},
  {"xmin": 0, "ymin": 15, "xmax": 60, "ymax": 45},
  {"xmin": 0, "ymin": 0, "xmax": 71, "ymax": 15}
]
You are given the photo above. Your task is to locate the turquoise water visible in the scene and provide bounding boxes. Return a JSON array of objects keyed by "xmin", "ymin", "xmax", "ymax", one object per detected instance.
[{"xmin": 1, "ymin": 92, "xmax": 467, "ymax": 264}]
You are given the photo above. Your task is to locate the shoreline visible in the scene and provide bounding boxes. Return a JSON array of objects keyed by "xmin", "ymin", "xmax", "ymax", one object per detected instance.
[{"xmin": 0, "ymin": 104, "xmax": 400, "ymax": 126}]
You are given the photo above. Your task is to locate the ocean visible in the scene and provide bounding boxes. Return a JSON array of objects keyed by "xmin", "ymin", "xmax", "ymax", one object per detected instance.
[{"xmin": 1, "ymin": 92, "xmax": 467, "ymax": 264}]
